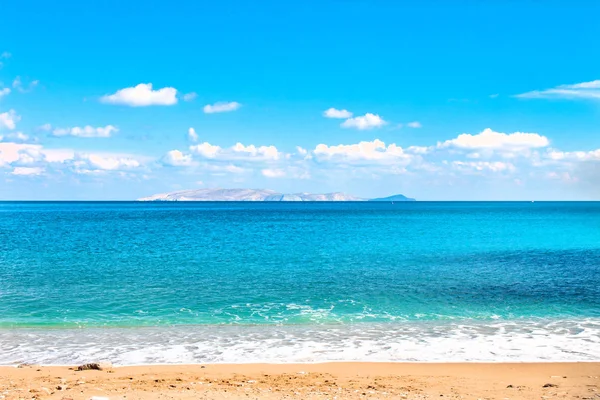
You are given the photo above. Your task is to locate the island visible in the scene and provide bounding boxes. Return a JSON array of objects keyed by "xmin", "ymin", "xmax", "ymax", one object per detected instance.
[
  {"xmin": 369, "ymin": 194, "xmax": 416, "ymax": 202},
  {"xmin": 138, "ymin": 188, "xmax": 415, "ymax": 202}
]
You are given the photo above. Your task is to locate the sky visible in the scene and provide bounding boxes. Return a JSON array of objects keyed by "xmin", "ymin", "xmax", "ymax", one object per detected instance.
[{"xmin": 1, "ymin": 0, "xmax": 599, "ymax": 200}]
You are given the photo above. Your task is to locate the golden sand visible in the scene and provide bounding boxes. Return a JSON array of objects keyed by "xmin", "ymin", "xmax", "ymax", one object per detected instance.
[{"xmin": 1, "ymin": 362, "xmax": 599, "ymax": 399}]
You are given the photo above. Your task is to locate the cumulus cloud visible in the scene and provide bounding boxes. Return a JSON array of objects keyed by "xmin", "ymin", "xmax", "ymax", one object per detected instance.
[
  {"xmin": 0, "ymin": 88, "xmax": 10, "ymax": 99},
  {"xmin": 12, "ymin": 166, "xmax": 44, "ymax": 176},
  {"xmin": 73, "ymin": 153, "xmax": 141, "ymax": 172},
  {"xmin": 158, "ymin": 141, "xmax": 283, "ymax": 172},
  {"xmin": 314, "ymin": 139, "xmax": 412, "ymax": 163},
  {"xmin": 203, "ymin": 101, "xmax": 241, "ymax": 114},
  {"xmin": 438, "ymin": 128, "xmax": 549, "ymax": 151},
  {"xmin": 232, "ymin": 143, "xmax": 280, "ymax": 160},
  {"xmin": 341, "ymin": 113, "xmax": 386, "ymax": 130},
  {"xmin": 407, "ymin": 121, "xmax": 422, "ymax": 128},
  {"xmin": 182, "ymin": 92, "xmax": 197, "ymax": 101},
  {"xmin": 162, "ymin": 150, "xmax": 194, "ymax": 167},
  {"xmin": 52, "ymin": 125, "xmax": 118, "ymax": 138},
  {"xmin": 0, "ymin": 143, "xmax": 39, "ymax": 165},
  {"xmin": 0, "ymin": 141, "xmax": 145, "ymax": 177},
  {"xmin": 0, "ymin": 142, "xmax": 75, "ymax": 167},
  {"xmin": 188, "ymin": 127, "xmax": 198, "ymax": 142},
  {"xmin": 9, "ymin": 147, "xmax": 44, "ymax": 166},
  {"xmin": 262, "ymin": 168, "xmax": 285, "ymax": 178},
  {"xmin": 516, "ymin": 79, "xmax": 600, "ymax": 100},
  {"xmin": 190, "ymin": 142, "xmax": 221, "ymax": 158},
  {"xmin": 323, "ymin": 108, "xmax": 353, "ymax": 119},
  {"xmin": 100, "ymin": 83, "xmax": 178, "ymax": 106},
  {"xmin": 0, "ymin": 109, "xmax": 20, "ymax": 130}
]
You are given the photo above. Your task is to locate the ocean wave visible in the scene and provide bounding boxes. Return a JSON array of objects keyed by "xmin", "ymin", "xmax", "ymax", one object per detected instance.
[{"xmin": 1, "ymin": 318, "xmax": 599, "ymax": 365}]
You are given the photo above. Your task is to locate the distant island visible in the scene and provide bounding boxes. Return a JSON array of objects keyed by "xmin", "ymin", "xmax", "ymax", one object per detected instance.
[
  {"xmin": 138, "ymin": 188, "xmax": 416, "ymax": 202},
  {"xmin": 368, "ymin": 194, "xmax": 415, "ymax": 202}
]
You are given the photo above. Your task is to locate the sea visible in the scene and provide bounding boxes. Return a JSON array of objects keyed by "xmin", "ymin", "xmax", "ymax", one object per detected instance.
[{"xmin": 0, "ymin": 201, "xmax": 599, "ymax": 365}]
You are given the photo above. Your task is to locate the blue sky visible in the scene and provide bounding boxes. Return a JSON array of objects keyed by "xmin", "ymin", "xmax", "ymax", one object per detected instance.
[{"xmin": 1, "ymin": 0, "xmax": 599, "ymax": 200}]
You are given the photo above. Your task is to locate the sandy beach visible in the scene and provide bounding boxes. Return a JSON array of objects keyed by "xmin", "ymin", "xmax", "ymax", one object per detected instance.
[{"xmin": 1, "ymin": 362, "xmax": 598, "ymax": 399}]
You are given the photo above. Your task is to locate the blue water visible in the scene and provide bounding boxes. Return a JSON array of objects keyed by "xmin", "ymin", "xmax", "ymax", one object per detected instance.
[{"xmin": 1, "ymin": 202, "xmax": 599, "ymax": 364}]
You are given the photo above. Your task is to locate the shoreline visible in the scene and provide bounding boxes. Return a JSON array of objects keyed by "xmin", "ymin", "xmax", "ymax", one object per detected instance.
[
  {"xmin": 3, "ymin": 318, "xmax": 598, "ymax": 365},
  {"xmin": 2, "ymin": 362, "xmax": 599, "ymax": 399},
  {"xmin": 3, "ymin": 359, "xmax": 600, "ymax": 367}
]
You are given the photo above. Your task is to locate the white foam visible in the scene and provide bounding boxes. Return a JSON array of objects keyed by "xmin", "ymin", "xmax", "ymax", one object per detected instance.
[{"xmin": 0, "ymin": 319, "xmax": 599, "ymax": 365}]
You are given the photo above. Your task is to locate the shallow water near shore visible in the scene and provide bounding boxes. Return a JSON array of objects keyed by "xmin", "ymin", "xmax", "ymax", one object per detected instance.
[{"xmin": 1, "ymin": 201, "xmax": 599, "ymax": 364}]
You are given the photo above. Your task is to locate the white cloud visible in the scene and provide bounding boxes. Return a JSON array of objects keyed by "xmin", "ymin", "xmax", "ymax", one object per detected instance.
[
  {"xmin": 167, "ymin": 141, "xmax": 282, "ymax": 166},
  {"xmin": 0, "ymin": 140, "xmax": 148, "ymax": 179},
  {"xmin": 12, "ymin": 77, "xmax": 39, "ymax": 93},
  {"xmin": 0, "ymin": 132, "xmax": 28, "ymax": 142},
  {"xmin": 296, "ymin": 146, "xmax": 308, "ymax": 156},
  {"xmin": 12, "ymin": 167, "xmax": 44, "ymax": 176},
  {"xmin": 546, "ymin": 149, "xmax": 600, "ymax": 162},
  {"xmin": 1, "ymin": 52, "xmax": 10, "ymax": 59},
  {"xmin": 203, "ymin": 101, "xmax": 241, "ymax": 114},
  {"xmin": 407, "ymin": 121, "xmax": 422, "ymax": 128},
  {"xmin": 516, "ymin": 79, "xmax": 600, "ymax": 100},
  {"xmin": 182, "ymin": 92, "xmax": 197, "ymax": 101},
  {"xmin": 0, "ymin": 143, "xmax": 39, "ymax": 165},
  {"xmin": 406, "ymin": 146, "xmax": 430, "ymax": 154},
  {"xmin": 262, "ymin": 168, "xmax": 285, "ymax": 178},
  {"xmin": 100, "ymin": 83, "xmax": 178, "ymax": 106},
  {"xmin": 188, "ymin": 127, "xmax": 198, "ymax": 142},
  {"xmin": 0, "ymin": 88, "xmax": 10, "ymax": 99},
  {"xmin": 0, "ymin": 142, "xmax": 74, "ymax": 167},
  {"xmin": 207, "ymin": 164, "xmax": 245, "ymax": 174},
  {"xmin": 0, "ymin": 109, "xmax": 20, "ymax": 130},
  {"xmin": 323, "ymin": 108, "xmax": 353, "ymax": 119},
  {"xmin": 314, "ymin": 139, "xmax": 412, "ymax": 163},
  {"xmin": 73, "ymin": 153, "xmax": 141, "ymax": 172},
  {"xmin": 546, "ymin": 171, "xmax": 578, "ymax": 183},
  {"xmin": 52, "ymin": 125, "xmax": 118, "ymax": 138},
  {"xmin": 450, "ymin": 161, "xmax": 516, "ymax": 173},
  {"xmin": 232, "ymin": 143, "xmax": 280, "ymax": 160},
  {"xmin": 341, "ymin": 113, "xmax": 386, "ymax": 130},
  {"xmin": 438, "ymin": 128, "xmax": 549, "ymax": 150},
  {"xmin": 41, "ymin": 149, "xmax": 75, "ymax": 163},
  {"xmin": 190, "ymin": 142, "xmax": 222, "ymax": 158},
  {"xmin": 162, "ymin": 150, "xmax": 194, "ymax": 167},
  {"xmin": 10, "ymin": 148, "xmax": 43, "ymax": 165},
  {"xmin": 224, "ymin": 165, "xmax": 244, "ymax": 173},
  {"xmin": 38, "ymin": 123, "xmax": 52, "ymax": 131}
]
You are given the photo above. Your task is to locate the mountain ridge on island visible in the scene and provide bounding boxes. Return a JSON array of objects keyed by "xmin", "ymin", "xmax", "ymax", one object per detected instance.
[
  {"xmin": 368, "ymin": 194, "xmax": 416, "ymax": 202},
  {"xmin": 138, "ymin": 188, "xmax": 415, "ymax": 202}
]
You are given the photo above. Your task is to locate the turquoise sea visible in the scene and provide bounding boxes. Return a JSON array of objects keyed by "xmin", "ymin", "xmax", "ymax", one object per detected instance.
[{"xmin": 1, "ymin": 201, "xmax": 599, "ymax": 364}]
